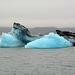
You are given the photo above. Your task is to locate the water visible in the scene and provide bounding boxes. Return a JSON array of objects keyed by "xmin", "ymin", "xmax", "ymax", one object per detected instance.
[{"xmin": 0, "ymin": 47, "xmax": 75, "ymax": 75}]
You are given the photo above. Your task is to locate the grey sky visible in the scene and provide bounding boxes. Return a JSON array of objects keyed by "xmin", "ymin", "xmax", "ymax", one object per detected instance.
[{"xmin": 0, "ymin": 0, "xmax": 75, "ymax": 27}]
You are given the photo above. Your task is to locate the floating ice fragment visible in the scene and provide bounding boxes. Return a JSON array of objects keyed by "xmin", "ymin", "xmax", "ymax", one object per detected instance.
[
  {"xmin": 25, "ymin": 33, "xmax": 73, "ymax": 49},
  {"xmin": 0, "ymin": 33, "xmax": 25, "ymax": 48},
  {"xmin": 0, "ymin": 23, "xmax": 43, "ymax": 48}
]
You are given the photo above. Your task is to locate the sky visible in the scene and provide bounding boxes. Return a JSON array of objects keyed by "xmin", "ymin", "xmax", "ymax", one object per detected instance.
[{"xmin": 0, "ymin": 0, "xmax": 75, "ymax": 28}]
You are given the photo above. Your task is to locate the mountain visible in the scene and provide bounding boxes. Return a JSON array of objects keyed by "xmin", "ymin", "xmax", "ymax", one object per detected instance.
[
  {"xmin": 29, "ymin": 27, "xmax": 58, "ymax": 35},
  {"xmin": 0, "ymin": 27, "xmax": 75, "ymax": 35},
  {"xmin": 0, "ymin": 27, "xmax": 12, "ymax": 35},
  {"xmin": 59, "ymin": 27, "xmax": 75, "ymax": 32}
]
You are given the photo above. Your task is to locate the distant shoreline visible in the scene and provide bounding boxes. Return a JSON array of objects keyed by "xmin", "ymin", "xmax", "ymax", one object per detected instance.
[{"xmin": 0, "ymin": 27, "xmax": 75, "ymax": 35}]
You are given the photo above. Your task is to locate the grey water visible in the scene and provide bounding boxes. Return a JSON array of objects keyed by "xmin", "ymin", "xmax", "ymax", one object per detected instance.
[{"xmin": 0, "ymin": 47, "xmax": 75, "ymax": 75}]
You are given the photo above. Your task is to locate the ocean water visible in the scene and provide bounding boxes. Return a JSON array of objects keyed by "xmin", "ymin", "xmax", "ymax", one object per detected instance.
[{"xmin": 0, "ymin": 47, "xmax": 75, "ymax": 75}]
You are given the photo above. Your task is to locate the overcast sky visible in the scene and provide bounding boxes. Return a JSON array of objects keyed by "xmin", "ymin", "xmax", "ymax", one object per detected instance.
[{"xmin": 0, "ymin": 0, "xmax": 75, "ymax": 27}]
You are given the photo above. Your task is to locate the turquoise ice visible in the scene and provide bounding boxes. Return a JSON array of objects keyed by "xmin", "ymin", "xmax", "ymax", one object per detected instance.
[
  {"xmin": 0, "ymin": 22, "xmax": 43, "ymax": 48},
  {"xmin": 25, "ymin": 33, "xmax": 73, "ymax": 49},
  {"xmin": 0, "ymin": 32, "xmax": 73, "ymax": 48},
  {"xmin": 0, "ymin": 33, "xmax": 24, "ymax": 48}
]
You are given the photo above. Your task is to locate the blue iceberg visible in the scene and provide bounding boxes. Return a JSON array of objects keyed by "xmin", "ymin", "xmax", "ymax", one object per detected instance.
[
  {"xmin": 0, "ymin": 33, "xmax": 25, "ymax": 48},
  {"xmin": 0, "ymin": 22, "xmax": 74, "ymax": 48},
  {"xmin": 25, "ymin": 33, "xmax": 73, "ymax": 49},
  {"xmin": 0, "ymin": 22, "xmax": 42, "ymax": 48}
]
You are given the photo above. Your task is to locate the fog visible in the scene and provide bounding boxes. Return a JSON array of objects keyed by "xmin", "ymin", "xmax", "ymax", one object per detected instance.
[{"xmin": 0, "ymin": 0, "xmax": 75, "ymax": 27}]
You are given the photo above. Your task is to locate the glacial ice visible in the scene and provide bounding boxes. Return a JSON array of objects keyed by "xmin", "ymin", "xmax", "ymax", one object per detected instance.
[
  {"xmin": 0, "ymin": 33, "xmax": 25, "ymax": 48},
  {"xmin": 25, "ymin": 33, "xmax": 73, "ymax": 49},
  {"xmin": 0, "ymin": 22, "xmax": 43, "ymax": 48},
  {"xmin": 0, "ymin": 22, "xmax": 74, "ymax": 48}
]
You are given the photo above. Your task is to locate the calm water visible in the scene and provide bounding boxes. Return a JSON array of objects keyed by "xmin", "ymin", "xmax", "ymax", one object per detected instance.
[{"xmin": 0, "ymin": 47, "xmax": 75, "ymax": 75}]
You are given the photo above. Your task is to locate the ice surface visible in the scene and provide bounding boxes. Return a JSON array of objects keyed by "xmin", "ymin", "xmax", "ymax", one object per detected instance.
[
  {"xmin": 11, "ymin": 23, "xmax": 42, "ymax": 45},
  {"xmin": 0, "ymin": 33, "xmax": 25, "ymax": 48},
  {"xmin": 25, "ymin": 33, "xmax": 73, "ymax": 49},
  {"xmin": 0, "ymin": 23, "xmax": 43, "ymax": 48}
]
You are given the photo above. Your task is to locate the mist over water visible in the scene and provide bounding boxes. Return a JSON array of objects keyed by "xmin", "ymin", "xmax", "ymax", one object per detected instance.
[{"xmin": 0, "ymin": 47, "xmax": 75, "ymax": 75}]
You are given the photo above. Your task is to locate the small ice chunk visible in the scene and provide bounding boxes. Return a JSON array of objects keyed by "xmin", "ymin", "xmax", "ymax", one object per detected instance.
[{"xmin": 0, "ymin": 33, "xmax": 25, "ymax": 48}]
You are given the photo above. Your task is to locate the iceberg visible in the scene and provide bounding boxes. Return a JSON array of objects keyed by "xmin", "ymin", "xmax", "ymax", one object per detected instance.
[
  {"xmin": 11, "ymin": 23, "xmax": 42, "ymax": 44},
  {"xmin": 56, "ymin": 30, "xmax": 75, "ymax": 46},
  {"xmin": 25, "ymin": 33, "xmax": 73, "ymax": 49},
  {"xmin": 0, "ymin": 33, "xmax": 25, "ymax": 48},
  {"xmin": 0, "ymin": 22, "xmax": 43, "ymax": 48},
  {"xmin": 0, "ymin": 22, "xmax": 75, "ymax": 48}
]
